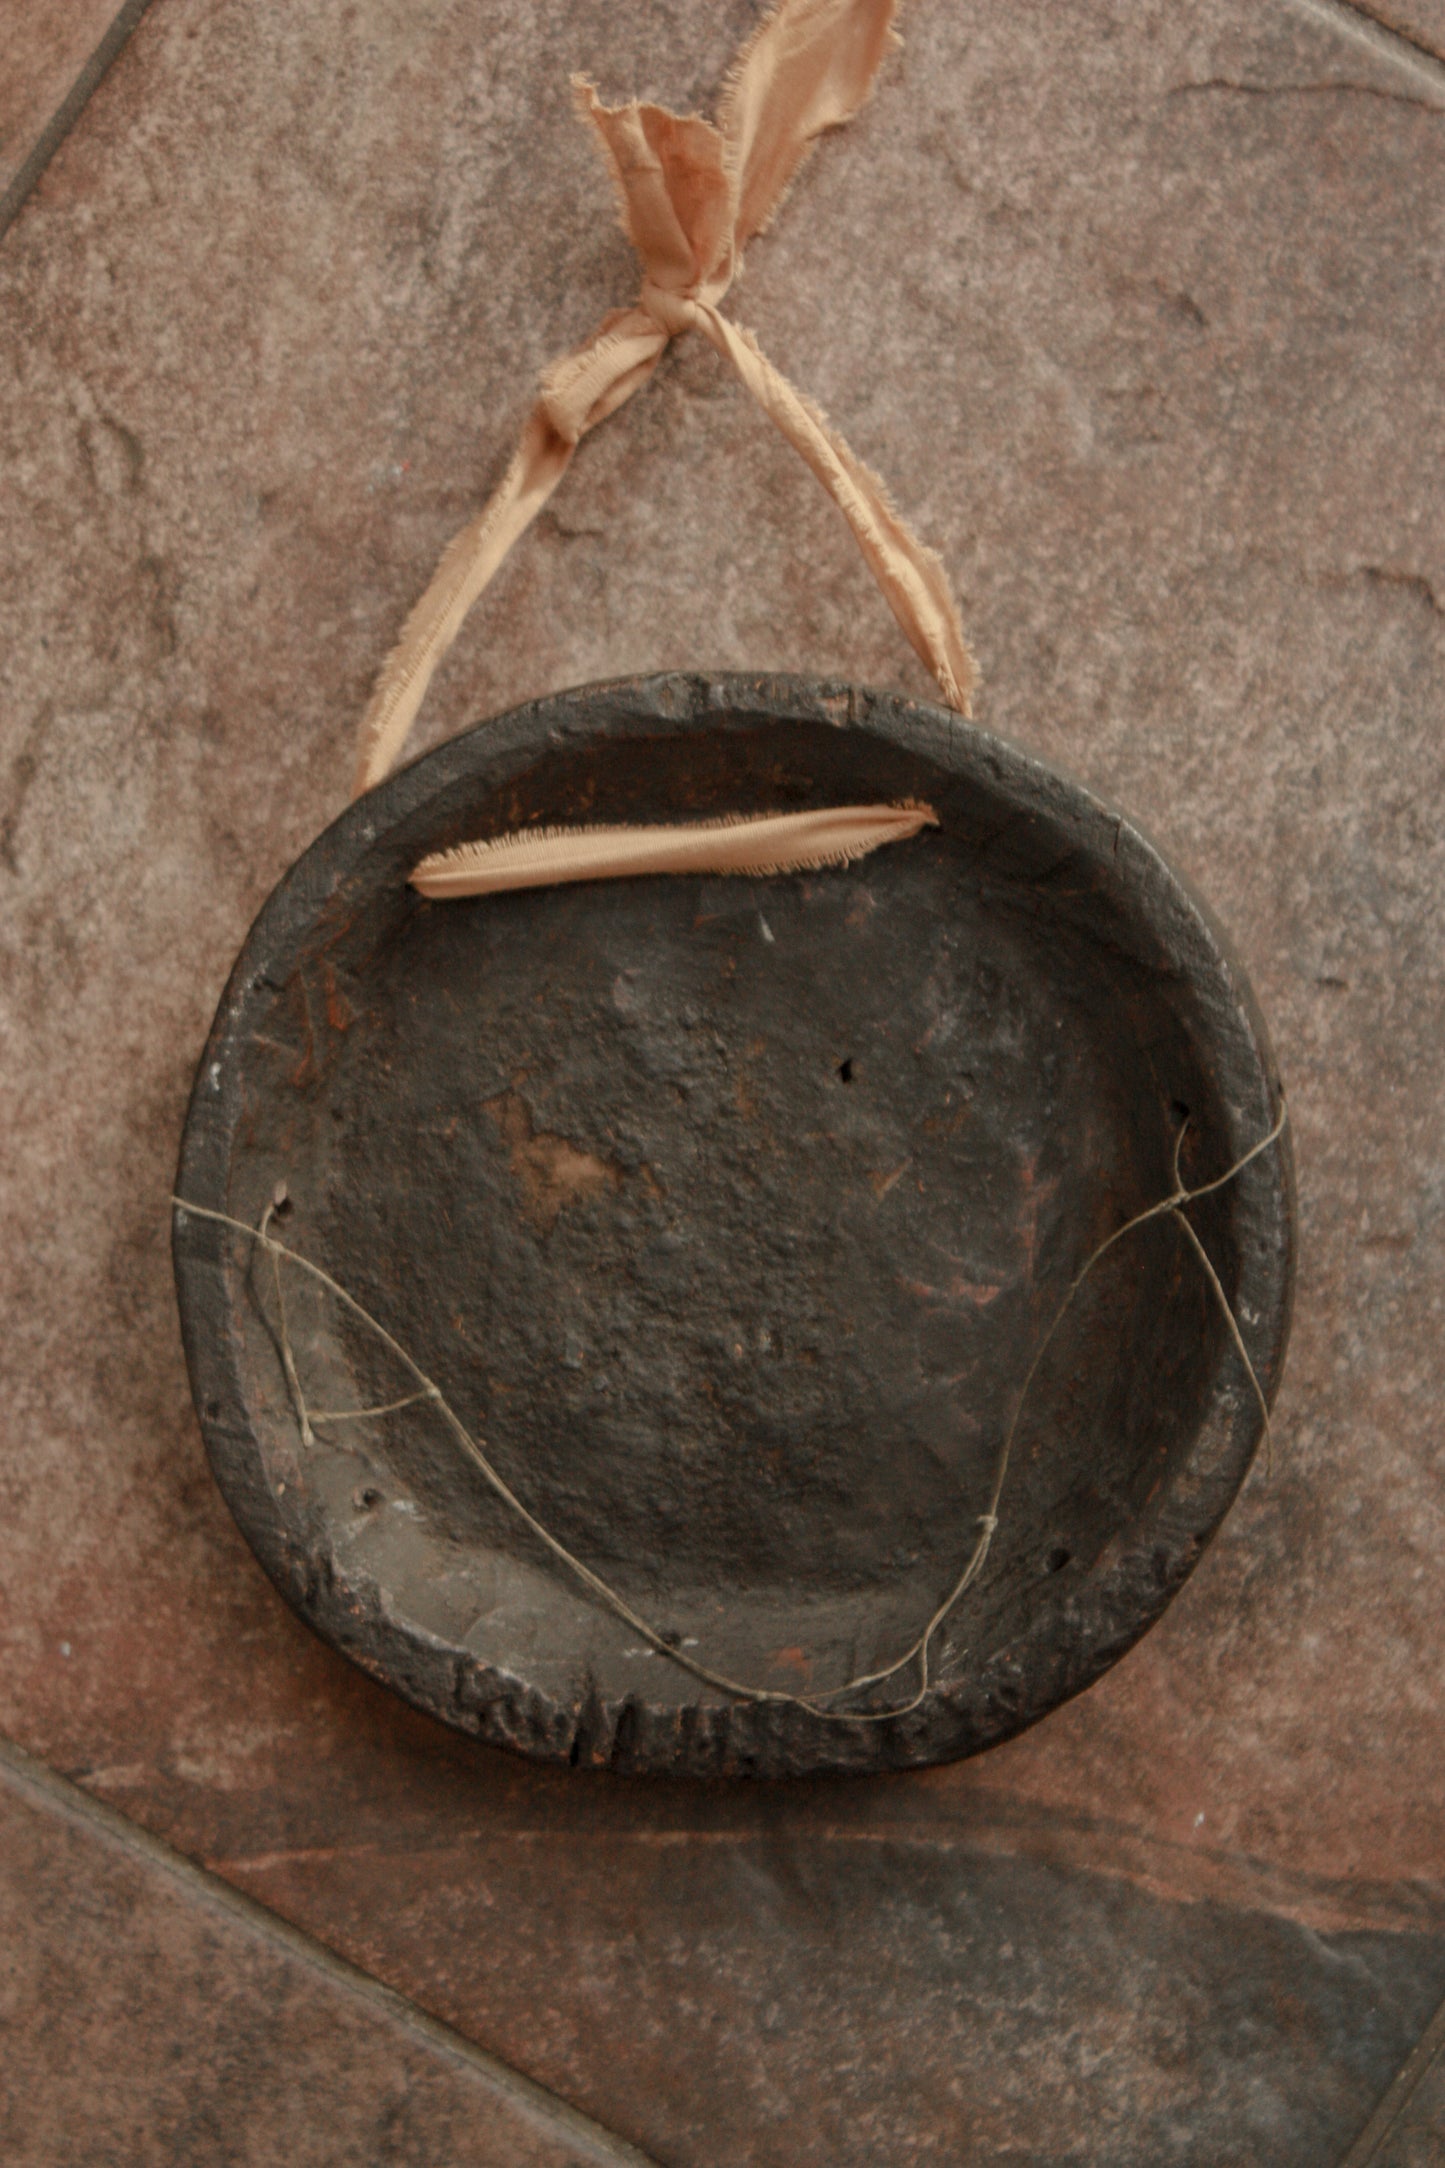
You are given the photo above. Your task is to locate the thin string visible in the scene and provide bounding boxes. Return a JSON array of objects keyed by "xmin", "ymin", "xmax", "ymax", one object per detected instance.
[
  {"xmin": 806, "ymin": 1100, "xmax": 1288, "ymax": 1715},
  {"xmin": 172, "ymin": 1098, "xmax": 1286, "ymax": 1725},
  {"xmin": 309, "ymin": 1391, "xmax": 435, "ymax": 1425}
]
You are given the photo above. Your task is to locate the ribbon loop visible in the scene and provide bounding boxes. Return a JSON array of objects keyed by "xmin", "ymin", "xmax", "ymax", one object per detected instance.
[
  {"xmin": 575, "ymin": 81, "xmax": 736, "ymax": 304},
  {"xmin": 353, "ymin": 0, "xmax": 976, "ymax": 800}
]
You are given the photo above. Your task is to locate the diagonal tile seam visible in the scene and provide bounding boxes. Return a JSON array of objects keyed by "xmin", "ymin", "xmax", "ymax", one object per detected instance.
[
  {"xmin": 1281, "ymin": 0, "xmax": 1445, "ymax": 86},
  {"xmin": 0, "ymin": 0, "xmax": 160, "ymax": 246},
  {"xmin": 1340, "ymin": 1984, "xmax": 1445, "ymax": 2164},
  {"xmin": 0, "ymin": 1734, "xmax": 663, "ymax": 2168}
]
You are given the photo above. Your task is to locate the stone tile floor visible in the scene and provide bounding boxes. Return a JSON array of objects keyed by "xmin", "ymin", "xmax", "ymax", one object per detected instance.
[
  {"xmin": 1, "ymin": 1, "xmax": 1443, "ymax": 2161},
  {"xmin": 1, "ymin": 2, "xmax": 120, "ymax": 198},
  {"xmin": 0, "ymin": 1739, "xmax": 654, "ymax": 2167}
]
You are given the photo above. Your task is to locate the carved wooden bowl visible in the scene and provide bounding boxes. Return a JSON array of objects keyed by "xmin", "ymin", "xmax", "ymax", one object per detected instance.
[{"xmin": 173, "ymin": 674, "xmax": 1293, "ymax": 1777}]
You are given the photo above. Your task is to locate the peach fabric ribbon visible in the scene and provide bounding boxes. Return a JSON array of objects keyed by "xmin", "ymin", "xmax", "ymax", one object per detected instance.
[
  {"xmin": 353, "ymin": 0, "xmax": 975, "ymax": 818},
  {"xmin": 411, "ymin": 802, "xmax": 940, "ymax": 897}
]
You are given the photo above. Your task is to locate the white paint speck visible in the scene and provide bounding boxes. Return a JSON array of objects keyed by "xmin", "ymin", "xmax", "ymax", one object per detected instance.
[
  {"xmin": 59, "ymin": 1642, "xmax": 71, "ymax": 1658},
  {"xmin": 758, "ymin": 914, "xmax": 775, "ymax": 944},
  {"xmin": 209, "ymin": 1062, "xmax": 222, "ymax": 1091},
  {"xmin": 1193, "ymin": 1812, "xmax": 1206, "ymax": 1830}
]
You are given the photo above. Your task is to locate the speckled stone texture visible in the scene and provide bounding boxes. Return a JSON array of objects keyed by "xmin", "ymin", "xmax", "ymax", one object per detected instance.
[
  {"xmin": 0, "ymin": 2, "xmax": 126, "ymax": 202},
  {"xmin": 1, "ymin": 0, "xmax": 1443, "ymax": 2162},
  {"xmin": 1347, "ymin": 2002, "xmax": 1445, "ymax": 2167},
  {"xmin": 0, "ymin": 1743, "xmax": 652, "ymax": 2168},
  {"xmin": 1347, "ymin": 0, "xmax": 1445, "ymax": 60}
]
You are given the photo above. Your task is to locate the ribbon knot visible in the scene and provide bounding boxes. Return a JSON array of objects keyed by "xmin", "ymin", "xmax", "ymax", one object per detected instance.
[
  {"xmin": 354, "ymin": 0, "xmax": 976, "ymax": 798},
  {"xmin": 637, "ymin": 282, "xmax": 705, "ymax": 342}
]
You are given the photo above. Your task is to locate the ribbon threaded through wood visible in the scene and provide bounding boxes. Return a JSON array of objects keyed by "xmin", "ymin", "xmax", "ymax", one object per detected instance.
[
  {"xmin": 411, "ymin": 802, "xmax": 938, "ymax": 898},
  {"xmin": 354, "ymin": 0, "xmax": 976, "ymax": 897}
]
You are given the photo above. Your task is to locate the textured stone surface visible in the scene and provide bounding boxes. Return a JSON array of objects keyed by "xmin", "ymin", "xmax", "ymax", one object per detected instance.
[
  {"xmin": 1343, "ymin": 1986, "xmax": 1445, "ymax": 2165},
  {"xmin": 0, "ymin": 1742, "xmax": 653, "ymax": 2167},
  {"xmin": 0, "ymin": 1, "xmax": 127, "ymax": 204},
  {"xmin": 230, "ymin": 1827, "xmax": 1445, "ymax": 2168},
  {"xmin": 1, "ymin": 0, "xmax": 1443, "ymax": 2161},
  {"xmin": 1375, "ymin": 2061, "xmax": 1445, "ymax": 2164},
  {"xmin": 1345, "ymin": 0, "xmax": 1445, "ymax": 61}
]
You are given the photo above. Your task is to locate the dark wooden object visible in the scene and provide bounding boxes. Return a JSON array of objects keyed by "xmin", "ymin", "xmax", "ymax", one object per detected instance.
[{"xmin": 173, "ymin": 674, "xmax": 1294, "ymax": 1778}]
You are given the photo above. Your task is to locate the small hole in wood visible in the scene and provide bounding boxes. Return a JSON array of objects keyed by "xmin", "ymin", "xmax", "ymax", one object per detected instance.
[
  {"xmin": 837, "ymin": 1057, "xmax": 855, "ymax": 1083},
  {"xmin": 1046, "ymin": 1545, "xmax": 1071, "ymax": 1574}
]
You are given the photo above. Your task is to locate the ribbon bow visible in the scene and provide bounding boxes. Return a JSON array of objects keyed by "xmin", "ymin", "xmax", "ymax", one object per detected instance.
[{"xmin": 354, "ymin": 0, "xmax": 976, "ymax": 798}]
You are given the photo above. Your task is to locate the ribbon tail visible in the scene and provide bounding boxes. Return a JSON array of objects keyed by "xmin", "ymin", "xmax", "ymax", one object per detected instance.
[
  {"xmin": 353, "ymin": 312, "xmax": 668, "ymax": 797},
  {"xmin": 719, "ymin": 0, "xmax": 902, "ymax": 249},
  {"xmin": 694, "ymin": 303, "xmax": 976, "ymax": 715},
  {"xmin": 353, "ymin": 415, "xmax": 571, "ymax": 795}
]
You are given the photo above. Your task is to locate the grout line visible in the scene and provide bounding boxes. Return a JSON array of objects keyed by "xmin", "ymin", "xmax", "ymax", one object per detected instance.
[
  {"xmin": 0, "ymin": 0, "xmax": 161, "ymax": 247},
  {"xmin": 1339, "ymin": 1984, "xmax": 1445, "ymax": 2165},
  {"xmin": 0, "ymin": 1734, "xmax": 663, "ymax": 2168},
  {"xmin": 1280, "ymin": 0, "xmax": 1445, "ymax": 96}
]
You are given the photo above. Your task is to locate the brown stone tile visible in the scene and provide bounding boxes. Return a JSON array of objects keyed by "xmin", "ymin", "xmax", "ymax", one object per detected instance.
[
  {"xmin": 1, "ymin": 0, "xmax": 1444, "ymax": 2161},
  {"xmin": 1343, "ymin": 1987, "xmax": 1445, "ymax": 2165},
  {"xmin": 218, "ymin": 1819, "xmax": 1445, "ymax": 2168},
  {"xmin": 0, "ymin": 1, "xmax": 150, "ymax": 219},
  {"xmin": 1339, "ymin": 0, "xmax": 1445, "ymax": 61},
  {"xmin": 0, "ymin": 1739, "xmax": 653, "ymax": 2167},
  {"xmin": 0, "ymin": 4, "xmax": 118, "ymax": 191}
]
